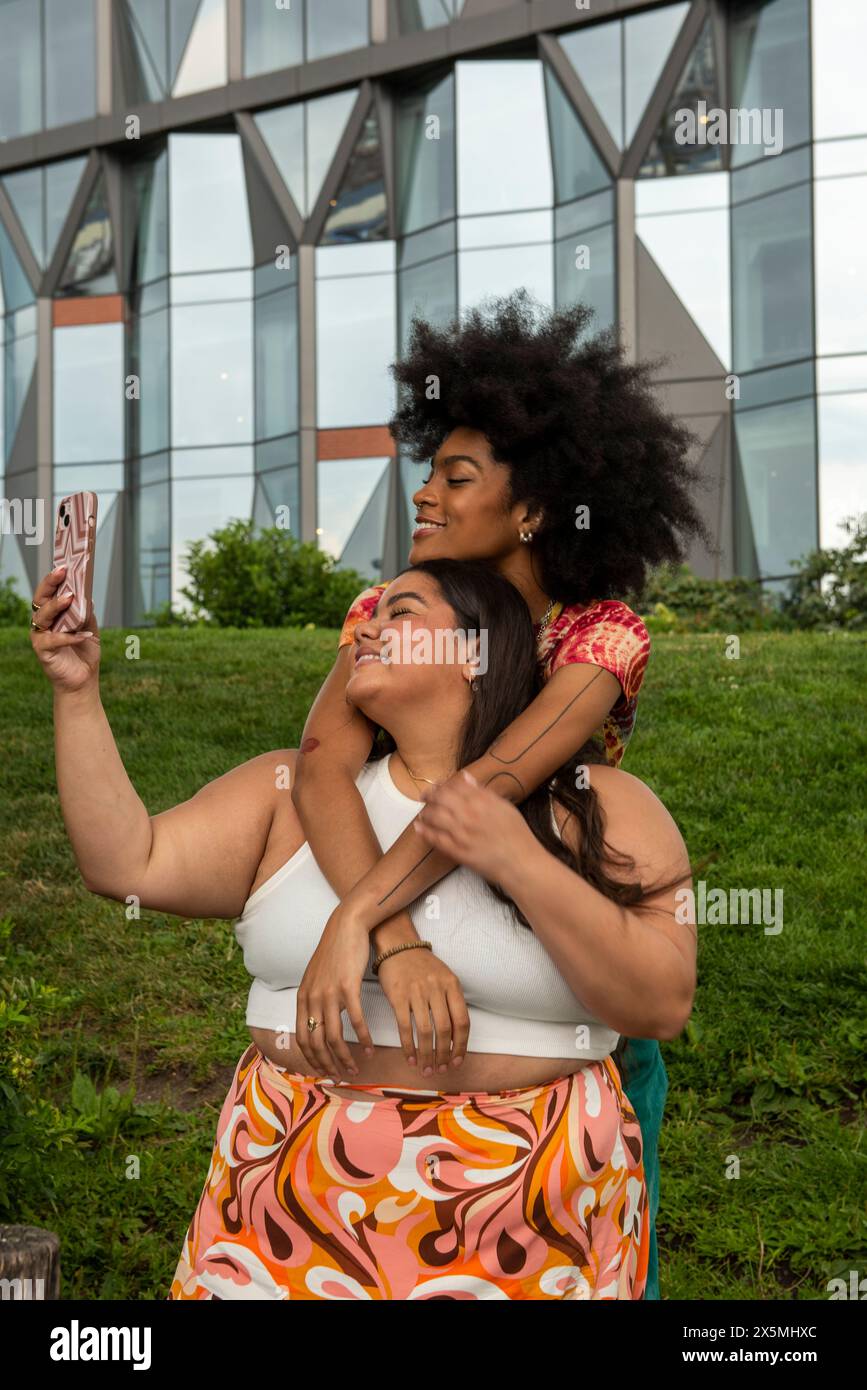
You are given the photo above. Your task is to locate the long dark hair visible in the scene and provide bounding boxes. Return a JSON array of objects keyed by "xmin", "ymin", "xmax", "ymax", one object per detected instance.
[{"xmin": 367, "ymin": 558, "xmax": 687, "ymax": 1082}]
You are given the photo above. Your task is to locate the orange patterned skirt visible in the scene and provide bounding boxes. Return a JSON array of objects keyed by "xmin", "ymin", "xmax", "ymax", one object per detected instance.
[{"xmin": 169, "ymin": 1043, "xmax": 649, "ymax": 1300}]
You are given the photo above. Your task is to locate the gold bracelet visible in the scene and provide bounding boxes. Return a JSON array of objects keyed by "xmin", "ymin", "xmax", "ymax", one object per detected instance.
[{"xmin": 371, "ymin": 940, "xmax": 433, "ymax": 976}]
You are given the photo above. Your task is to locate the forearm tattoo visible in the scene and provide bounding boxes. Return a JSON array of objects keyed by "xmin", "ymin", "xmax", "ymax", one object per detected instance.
[{"xmin": 376, "ymin": 670, "xmax": 605, "ymax": 908}]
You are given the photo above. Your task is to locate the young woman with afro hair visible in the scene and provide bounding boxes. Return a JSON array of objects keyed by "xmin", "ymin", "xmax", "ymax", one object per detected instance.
[{"xmin": 290, "ymin": 289, "xmax": 711, "ymax": 1301}]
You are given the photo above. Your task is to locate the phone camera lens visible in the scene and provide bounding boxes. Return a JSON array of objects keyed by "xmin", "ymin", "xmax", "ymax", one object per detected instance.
[
  {"xmin": 63, "ymin": 514, "xmax": 70, "ymax": 527},
  {"xmin": 59, "ymin": 504, "xmax": 66, "ymax": 517}
]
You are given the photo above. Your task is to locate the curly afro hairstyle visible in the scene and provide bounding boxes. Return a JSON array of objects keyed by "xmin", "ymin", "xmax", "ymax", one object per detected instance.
[{"xmin": 388, "ymin": 288, "xmax": 715, "ymax": 604}]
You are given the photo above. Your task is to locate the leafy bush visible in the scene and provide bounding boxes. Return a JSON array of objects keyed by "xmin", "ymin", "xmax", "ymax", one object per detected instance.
[
  {"xmin": 151, "ymin": 519, "xmax": 373, "ymax": 629},
  {"xmin": 632, "ymin": 566, "xmax": 781, "ymax": 633},
  {"xmin": 778, "ymin": 513, "xmax": 867, "ymax": 630},
  {"xmin": 0, "ymin": 577, "xmax": 30, "ymax": 627}
]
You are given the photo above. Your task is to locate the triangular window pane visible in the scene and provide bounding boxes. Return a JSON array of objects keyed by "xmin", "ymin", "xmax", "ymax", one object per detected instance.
[
  {"xmin": 254, "ymin": 104, "xmax": 305, "ymax": 217},
  {"xmin": 45, "ymin": 157, "xmax": 88, "ymax": 266},
  {"xmin": 321, "ymin": 109, "xmax": 388, "ymax": 245},
  {"xmin": 172, "ymin": 0, "xmax": 226, "ymax": 98},
  {"xmin": 544, "ymin": 66, "xmax": 611, "ymax": 205},
  {"xmin": 623, "ymin": 2, "xmax": 690, "ymax": 146},
  {"xmin": 256, "ymin": 90, "xmax": 357, "ymax": 220},
  {"xmin": 318, "ymin": 457, "xmax": 388, "ymax": 561},
  {"xmin": 58, "ymin": 172, "xmax": 117, "ymax": 295},
  {"xmin": 168, "ymin": 0, "xmax": 201, "ymax": 87},
  {"xmin": 306, "ymin": 91, "xmax": 359, "ymax": 217},
  {"xmin": 638, "ymin": 18, "xmax": 722, "ymax": 177},
  {"xmin": 558, "ymin": 19, "xmax": 623, "ymax": 149},
  {"xmin": 2, "ymin": 169, "xmax": 44, "ymax": 266},
  {"xmin": 125, "ymin": 0, "xmax": 169, "ymax": 100},
  {"xmin": 0, "ymin": 221, "xmax": 35, "ymax": 312}
]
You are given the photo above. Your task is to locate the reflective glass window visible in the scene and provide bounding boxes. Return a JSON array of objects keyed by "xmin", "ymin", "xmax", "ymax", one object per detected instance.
[
  {"xmin": 57, "ymin": 172, "xmax": 116, "ymax": 295},
  {"xmin": 53, "ymin": 324, "xmax": 124, "ymax": 464},
  {"xmin": 731, "ymin": 179, "xmax": 812, "ymax": 372},
  {"xmin": 459, "ymin": 242, "xmax": 553, "ymax": 314},
  {"xmin": 817, "ymin": 394, "xmax": 867, "ymax": 548},
  {"xmin": 306, "ymin": 0, "xmax": 368, "ymax": 62},
  {"xmin": 554, "ymin": 217, "xmax": 615, "ymax": 338},
  {"xmin": 811, "ymin": 0, "xmax": 867, "ymax": 140},
  {"xmin": 321, "ymin": 110, "xmax": 388, "ymax": 245},
  {"xmin": 396, "ymin": 74, "xmax": 455, "ymax": 236},
  {"xmin": 814, "ymin": 174, "xmax": 867, "ymax": 355},
  {"xmin": 397, "ymin": 0, "xmax": 454, "ymax": 33},
  {"xmin": 729, "ymin": 0, "xmax": 810, "ymax": 166},
  {"xmin": 171, "ymin": 300, "xmax": 254, "ymax": 446},
  {"xmin": 456, "ymin": 62, "xmax": 552, "ymax": 216},
  {"xmin": 544, "ymin": 67, "xmax": 611, "ymax": 205},
  {"xmin": 0, "ymin": 0, "xmax": 42, "ymax": 140},
  {"xmin": 171, "ymin": 474, "xmax": 253, "ymax": 602},
  {"xmin": 44, "ymin": 0, "xmax": 96, "ymax": 128},
  {"xmin": 255, "ymin": 280, "xmax": 298, "ymax": 441},
  {"xmin": 2, "ymin": 168, "xmax": 43, "ymax": 265},
  {"xmin": 318, "ymin": 457, "xmax": 389, "ymax": 565},
  {"xmin": 0, "ymin": 221, "xmax": 35, "ymax": 313},
  {"xmin": 172, "ymin": 446, "xmax": 253, "ymax": 479},
  {"xmin": 316, "ymin": 257, "xmax": 396, "ymax": 428},
  {"xmin": 169, "ymin": 134, "xmax": 253, "ymax": 273},
  {"xmin": 244, "ymin": 0, "xmax": 303, "ymax": 77},
  {"xmin": 734, "ymin": 397, "xmax": 816, "ymax": 576},
  {"xmin": 131, "ymin": 308, "xmax": 169, "ymax": 457},
  {"xmin": 398, "ymin": 254, "xmax": 457, "ymax": 352},
  {"xmin": 133, "ymin": 477, "xmax": 170, "ymax": 620},
  {"xmin": 638, "ymin": 17, "xmax": 722, "ymax": 176},
  {"xmin": 623, "ymin": 3, "xmax": 690, "ymax": 147}
]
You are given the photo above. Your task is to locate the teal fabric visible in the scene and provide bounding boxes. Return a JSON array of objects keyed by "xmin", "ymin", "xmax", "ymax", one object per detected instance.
[{"xmin": 618, "ymin": 1037, "xmax": 668, "ymax": 1301}]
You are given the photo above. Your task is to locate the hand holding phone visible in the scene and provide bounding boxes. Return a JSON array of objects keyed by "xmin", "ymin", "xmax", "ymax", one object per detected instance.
[{"xmin": 52, "ymin": 492, "xmax": 98, "ymax": 633}]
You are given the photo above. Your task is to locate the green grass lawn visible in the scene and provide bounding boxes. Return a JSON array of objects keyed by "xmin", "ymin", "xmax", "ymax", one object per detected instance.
[{"xmin": 1, "ymin": 624, "xmax": 865, "ymax": 1300}]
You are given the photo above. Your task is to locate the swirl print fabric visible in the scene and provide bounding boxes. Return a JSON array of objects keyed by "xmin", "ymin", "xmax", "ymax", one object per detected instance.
[{"xmin": 169, "ymin": 1043, "xmax": 649, "ymax": 1300}]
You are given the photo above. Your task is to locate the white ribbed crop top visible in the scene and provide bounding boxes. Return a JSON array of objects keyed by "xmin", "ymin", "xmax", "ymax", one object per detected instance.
[{"xmin": 234, "ymin": 753, "xmax": 619, "ymax": 1061}]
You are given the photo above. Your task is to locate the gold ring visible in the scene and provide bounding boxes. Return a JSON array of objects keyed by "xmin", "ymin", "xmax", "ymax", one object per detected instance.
[
  {"xmin": 307, "ymin": 1017, "xmax": 320, "ymax": 1033},
  {"xmin": 30, "ymin": 618, "xmax": 46, "ymax": 632},
  {"xmin": 31, "ymin": 600, "xmax": 41, "ymax": 613}
]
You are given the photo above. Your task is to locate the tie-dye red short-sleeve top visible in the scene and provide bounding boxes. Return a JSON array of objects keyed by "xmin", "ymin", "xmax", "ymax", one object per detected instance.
[{"xmin": 337, "ymin": 583, "xmax": 650, "ymax": 769}]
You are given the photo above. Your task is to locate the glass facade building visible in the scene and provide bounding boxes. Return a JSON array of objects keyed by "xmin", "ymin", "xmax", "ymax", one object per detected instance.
[{"xmin": 0, "ymin": 0, "xmax": 862, "ymax": 623}]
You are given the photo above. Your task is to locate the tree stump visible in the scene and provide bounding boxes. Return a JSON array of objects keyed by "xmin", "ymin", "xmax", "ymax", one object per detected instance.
[{"xmin": 0, "ymin": 1225, "xmax": 60, "ymax": 1300}]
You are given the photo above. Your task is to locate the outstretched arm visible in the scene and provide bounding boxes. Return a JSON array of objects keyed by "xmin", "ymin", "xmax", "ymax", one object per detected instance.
[{"xmin": 333, "ymin": 661, "xmax": 622, "ymax": 934}]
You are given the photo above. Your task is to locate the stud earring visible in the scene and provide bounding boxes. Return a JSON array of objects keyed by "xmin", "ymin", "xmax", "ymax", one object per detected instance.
[{"xmin": 519, "ymin": 530, "xmax": 533, "ymax": 544}]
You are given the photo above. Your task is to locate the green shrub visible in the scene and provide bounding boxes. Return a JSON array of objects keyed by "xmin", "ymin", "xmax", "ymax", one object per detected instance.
[
  {"xmin": 631, "ymin": 565, "xmax": 783, "ymax": 633},
  {"xmin": 779, "ymin": 513, "xmax": 867, "ymax": 630},
  {"xmin": 154, "ymin": 518, "xmax": 372, "ymax": 629},
  {"xmin": 0, "ymin": 577, "xmax": 30, "ymax": 627}
]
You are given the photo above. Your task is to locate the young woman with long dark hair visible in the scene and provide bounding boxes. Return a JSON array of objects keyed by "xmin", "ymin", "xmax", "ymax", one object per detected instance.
[{"xmin": 290, "ymin": 291, "xmax": 711, "ymax": 1299}]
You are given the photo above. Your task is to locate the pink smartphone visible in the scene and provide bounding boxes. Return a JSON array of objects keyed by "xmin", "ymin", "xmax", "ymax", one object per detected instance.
[{"xmin": 52, "ymin": 492, "xmax": 98, "ymax": 633}]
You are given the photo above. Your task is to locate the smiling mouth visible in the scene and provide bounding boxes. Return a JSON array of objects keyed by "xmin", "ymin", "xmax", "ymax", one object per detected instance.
[
  {"xmin": 354, "ymin": 652, "xmax": 382, "ymax": 666},
  {"xmin": 413, "ymin": 518, "xmax": 447, "ymax": 535}
]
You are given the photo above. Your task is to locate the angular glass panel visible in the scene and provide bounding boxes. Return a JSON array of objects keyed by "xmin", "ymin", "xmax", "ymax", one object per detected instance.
[
  {"xmin": 53, "ymin": 461, "xmax": 125, "ymax": 492},
  {"xmin": 554, "ymin": 220, "xmax": 615, "ymax": 337},
  {"xmin": 172, "ymin": 0, "xmax": 227, "ymax": 97},
  {"xmin": 133, "ymin": 476, "xmax": 171, "ymax": 620},
  {"xmin": 57, "ymin": 171, "xmax": 116, "ymax": 295},
  {"xmin": 2, "ymin": 168, "xmax": 44, "ymax": 265},
  {"xmin": 244, "ymin": 0, "xmax": 303, "ymax": 77},
  {"xmin": 53, "ymin": 323, "xmax": 124, "ymax": 464},
  {"xmin": 457, "ymin": 61, "xmax": 552, "ymax": 216},
  {"xmin": 459, "ymin": 242, "xmax": 553, "ymax": 314},
  {"xmin": 44, "ymin": 0, "xmax": 97, "ymax": 129},
  {"xmin": 255, "ymin": 280, "xmax": 298, "ymax": 440},
  {"xmin": 321, "ymin": 110, "xmax": 388, "ymax": 245},
  {"xmin": 136, "ymin": 451, "xmax": 170, "ymax": 484},
  {"xmin": 169, "ymin": 0, "xmax": 200, "ymax": 83},
  {"xmin": 396, "ymin": 73, "xmax": 455, "ymax": 236},
  {"xmin": 817, "ymin": 393, "xmax": 867, "ymax": 547},
  {"xmin": 317, "ymin": 457, "xmax": 389, "ymax": 562},
  {"xmin": 316, "ymin": 265, "xmax": 396, "ymax": 427},
  {"xmin": 172, "ymin": 474, "xmax": 254, "ymax": 603},
  {"xmin": 171, "ymin": 446, "xmax": 253, "ymax": 478},
  {"xmin": 555, "ymin": 188, "xmax": 614, "ymax": 239},
  {"xmin": 256, "ymin": 90, "xmax": 357, "ymax": 219},
  {"xmin": 733, "ymin": 359, "xmax": 814, "ymax": 411},
  {"xmin": 124, "ymin": 0, "xmax": 168, "ymax": 101},
  {"xmin": 126, "ymin": 147, "xmax": 169, "ymax": 287},
  {"xmin": 339, "ymin": 467, "xmax": 390, "ymax": 582},
  {"xmin": 398, "ymin": 220, "xmax": 456, "ymax": 270},
  {"xmin": 729, "ymin": 0, "xmax": 810, "ymax": 167},
  {"xmin": 397, "ymin": 0, "xmax": 452, "ymax": 32},
  {"xmin": 730, "ymin": 145, "xmax": 810, "ymax": 203},
  {"xmin": 731, "ymin": 179, "xmax": 813, "ymax": 371},
  {"xmin": 3, "ymin": 331, "xmax": 37, "ymax": 461},
  {"xmin": 812, "ymin": 0, "xmax": 867, "ymax": 140},
  {"xmin": 734, "ymin": 398, "xmax": 817, "ymax": 577},
  {"xmin": 398, "ymin": 253, "xmax": 457, "ymax": 352},
  {"xmin": 814, "ymin": 174, "xmax": 867, "ymax": 356},
  {"xmin": 623, "ymin": 3, "xmax": 690, "ymax": 147},
  {"xmin": 306, "ymin": 0, "xmax": 368, "ymax": 62},
  {"xmin": 169, "ymin": 134, "xmax": 252, "ymax": 272},
  {"xmin": 255, "ymin": 451, "xmax": 299, "ymax": 536},
  {"xmin": 171, "ymin": 300, "xmax": 254, "ymax": 446},
  {"xmin": 636, "ymin": 174, "xmax": 731, "ymax": 365},
  {"xmin": 638, "ymin": 17, "xmax": 722, "ymax": 176},
  {"xmin": 0, "ymin": 220, "xmax": 35, "ymax": 312},
  {"xmin": 558, "ymin": 19, "xmax": 623, "ymax": 149},
  {"xmin": 0, "ymin": 0, "xmax": 41, "ymax": 141},
  {"xmin": 307, "ymin": 91, "xmax": 359, "ymax": 219},
  {"xmin": 254, "ymin": 103, "xmax": 305, "ymax": 214},
  {"xmin": 130, "ymin": 307, "xmax": 169, "ymax": 456},
  {"xmin": 543, "ymin": 66, "xmax": 611, "ymax": 205},
  {"xmin": 45, "ymin": 157, "xmax": 88, "ymax": 266}
]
